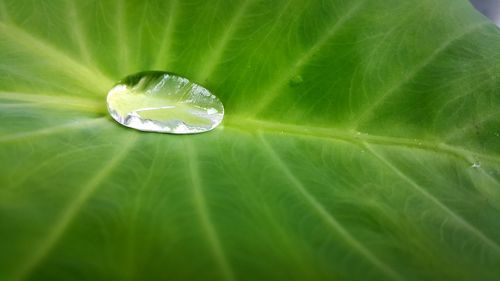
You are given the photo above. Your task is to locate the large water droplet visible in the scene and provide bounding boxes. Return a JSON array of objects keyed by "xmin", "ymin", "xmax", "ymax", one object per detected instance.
[{"xmin": 107, "ymin": 71, "xmax": 224, "ymax": 134}]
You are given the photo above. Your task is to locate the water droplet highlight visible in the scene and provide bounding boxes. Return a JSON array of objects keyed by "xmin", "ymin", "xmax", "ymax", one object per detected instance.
[
  {"xmin": 471, "ymin": 161, "xmax": 481, "ymax": 168},
  {"xmin": 107, "ymin": 71, "xmax": 224, "ymax": 134}
]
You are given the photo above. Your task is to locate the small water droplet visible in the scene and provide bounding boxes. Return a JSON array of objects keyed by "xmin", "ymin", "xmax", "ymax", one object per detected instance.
[
  {"xmin": 471, "ymin": 161, "xmax": 481, "ymax": 168},
  {"xmin": 289, "ymin": 75, "xmax": 303, "ymax": 86},
  {"xmin": 107, "ymin": 71, "xmax": 224, "ymax": 134}
]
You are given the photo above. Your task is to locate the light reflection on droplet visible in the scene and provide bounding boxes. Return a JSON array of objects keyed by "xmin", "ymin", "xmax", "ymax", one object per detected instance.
[{"xmin": 107, "ymin": 71, "xmax": 224, "ymax": 134}]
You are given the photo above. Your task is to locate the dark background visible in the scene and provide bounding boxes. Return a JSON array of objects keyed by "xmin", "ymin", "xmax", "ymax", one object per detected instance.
[{"xmin": 471, "ymin": 0, "xmax": 500, "ymax": 26}]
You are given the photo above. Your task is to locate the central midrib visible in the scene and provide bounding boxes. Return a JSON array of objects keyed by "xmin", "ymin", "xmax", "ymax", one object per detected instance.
[
  {"xmin": 1, "ymin": 92, "xmax": 498, "ymax": 165},
  {"xmin": 226, "ymin": 117, "xmax": 500, "ymax": 165}
]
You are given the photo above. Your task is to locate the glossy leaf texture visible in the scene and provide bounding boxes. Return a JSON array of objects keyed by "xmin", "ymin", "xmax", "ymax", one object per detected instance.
[{"xmin": 1, "ymin": 0, "xmax": 500, "ymax": 280}]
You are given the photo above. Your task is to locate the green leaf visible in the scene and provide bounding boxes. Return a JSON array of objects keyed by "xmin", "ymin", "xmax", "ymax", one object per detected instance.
[{"xmin": 1, "ymin": 0, "xmax": 500, "ymax": 280}]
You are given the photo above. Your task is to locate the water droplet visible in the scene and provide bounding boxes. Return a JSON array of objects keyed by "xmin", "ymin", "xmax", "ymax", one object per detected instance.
[
  {"xmin": 471, "ymin": 161, "xmax": 481, "ymax": 168},
  {"xmin": 289, "ymin": 75, "xmax": 303, "ymax": 86},
  {"xmin": 107, "ymin": 71, "xmax": 224, "ymax": 134}
]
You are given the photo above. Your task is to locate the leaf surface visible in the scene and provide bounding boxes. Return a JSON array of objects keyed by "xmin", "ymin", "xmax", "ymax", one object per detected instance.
[{"xmin": 1, "ymin": 0, "xmax": 500, "ymax": 280}]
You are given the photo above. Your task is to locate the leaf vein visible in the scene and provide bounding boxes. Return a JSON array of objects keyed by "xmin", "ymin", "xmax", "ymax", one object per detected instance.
[
  {"xmin": 0, "ymin": 22, "xmax": 113, "ymax": 93},
  {"xmin": 0, "ymin": 118, "xmax": 107, "ymax": 143},
  {"xmin": 153, "ymin": 0, "xmax": 178, "ymax": 70},
  {"xmin": 364, "ymin": 143, "xmax": 500, "ymax": 255},
  {"xmin": 259, "ymin": 134, "xmax": 404, "ymax": 281},
  {"xmin": 0, "ymin": 92, "xmax": 103, "ymax": 113},
  {"xmin": 353, "ymin": 22, "xmax": 490, "ymax": 127},
  {"xmin": 195, "ymin": 0, "xmax": 254, "ymax": 83},
  {"xmin": 8, "ymin": 134, "xmax": 138, "ymax": 281},
  {"xmin": 185, "ymin": 140, "xmax": 235, "ymax": 281},
  {"xmin": 249, "ymin": 0, "xmax": 366, "ymax": 115},
  {"xmin": 226, "ymin": 117, "xmax": 500, "ymax": 164}
]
